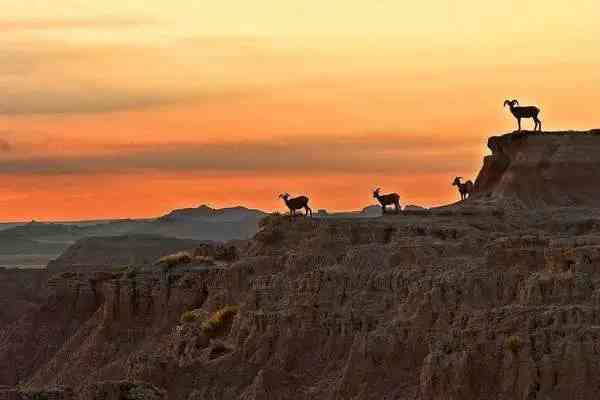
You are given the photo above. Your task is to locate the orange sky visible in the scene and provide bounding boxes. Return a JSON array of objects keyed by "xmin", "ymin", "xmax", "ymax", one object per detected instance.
[{"xmin": 1, "ymin": 1, "xmax": 599, "ymax": 221}]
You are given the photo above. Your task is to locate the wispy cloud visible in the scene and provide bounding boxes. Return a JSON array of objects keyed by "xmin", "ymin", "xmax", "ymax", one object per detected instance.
[
  {"xmin": 0, "ymin": 139, "xmax": 11, "ymax": 153},
  {"xmin": 0, "ymin": 18, "xmax": 153, "ymax": 32},
  {"xmin": 0, "ymin": 88, "xmax": 250, "ymax": 115},
  {"xmin": 0, "ymin": 37, "xmax": 264, "ymax": 115},
  {"xmin": 0, "ymin": 135, "xmax": 480, "ymax": 176}
]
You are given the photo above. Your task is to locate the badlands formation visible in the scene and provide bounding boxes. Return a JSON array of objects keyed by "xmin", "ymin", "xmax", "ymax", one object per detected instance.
[{"xmin": 1, "ymin": 130, "xmax": 600, "ymax": 400}]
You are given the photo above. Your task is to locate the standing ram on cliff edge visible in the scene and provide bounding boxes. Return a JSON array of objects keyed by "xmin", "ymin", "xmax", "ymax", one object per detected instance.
[
  {"xmin": 452, "ymin": 177, "xmax": 474, "ymax": 201},
  {"xmin": 279, "ymin": 193, "xmax": 313, "ymax": 217},
  {"xmin": 504, "ymin": 99, "xmax": 542, "ymax": 131}
]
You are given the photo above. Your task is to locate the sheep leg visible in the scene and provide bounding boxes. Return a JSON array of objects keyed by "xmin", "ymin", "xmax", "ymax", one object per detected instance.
[
  {"xmin": 305, "ymin": 206, "xmax": 312, "ymax": 217},
  {"xmin": 517, "ymin": 118, "xmax": 521, "ymax": 131}
]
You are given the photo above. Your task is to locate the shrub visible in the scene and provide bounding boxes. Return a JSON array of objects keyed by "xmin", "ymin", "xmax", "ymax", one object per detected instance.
[
  {"xmin": 255, "ymin": 227, "xmax": 284, "ymax": 245},
  {"xmin": 180, "ymin": 310, "xmax": 198, "ymax": 324},
  {"xmin": 193, "ymin": 256, "xmax": 215, "ymax": 266},
  {"xmin": 194, "ymin": 243, "xmax": 216, "ymax": 258},
  {"xmin": 157, "ymin": 251, "xmax": 192, "ymax": 272},
  {"xmin": 126, "ymin": 266, "xmax": 140, "ymax": 279},
  {"xmin": 115, "ymin": 265, "xmax": 139, "ymax": 279},
  {"xmin": 201, "ymin": 305, "xmax": 239, "ymax": 338},
  {"xmin": 214, "ymin": 244, "xmax": 238, "ymax": 261},
  {"xmin": 258, "ymin": 212, "xmax": 282, "ymax": 228},
  {"xmin": 505, "ymin": 335, "xmax": 523, "ymax": 354}
]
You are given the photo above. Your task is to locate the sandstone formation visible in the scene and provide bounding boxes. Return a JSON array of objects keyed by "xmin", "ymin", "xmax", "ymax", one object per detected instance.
[{"xmin": 475, "ymin": 130, "xmax": 600, "ymax": 207}]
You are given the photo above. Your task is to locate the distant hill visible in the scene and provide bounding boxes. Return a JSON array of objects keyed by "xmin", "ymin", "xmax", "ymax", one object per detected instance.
[
  {"xmin": 0, "ymin": 205, "xmax": 268, "ymax": 268},
  {"xmin": 46, "ymin": 234, "xmax": 203, "ymax": 273},
  {"xmin": 0, "ymin": 203, "xmax": 396, "ymax": 268}
]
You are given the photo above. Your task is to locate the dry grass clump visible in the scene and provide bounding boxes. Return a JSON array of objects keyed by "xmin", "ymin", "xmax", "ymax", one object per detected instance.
[
  {"xmin": 505, "ymin": 335, "xmax": 523, "ymax": 354},
  {"xmin": 157, "ymin": 251, "xmax": 192, "ymax": 271},
  {"xmin": 179, "ymin": 310, "xmax": 198, "ymax": 324},
  {"xmin": 201, "ymin": 305, "xmax": 239, "ymax": 338},
  {"xmin": 114, "ymin": 265, "xmax": 139, "ymax": 279},
  {"xmin": 256, "ymin": 229, "xmax": 284, "ymax": 245}
]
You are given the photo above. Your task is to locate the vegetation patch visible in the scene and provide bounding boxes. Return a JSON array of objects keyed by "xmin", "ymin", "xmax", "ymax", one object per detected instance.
[
  {"xmin": 157, "ymin": 251, "xmax": 192, "ymax": 272},
  {"xmin": 505, "ymin": 335, "xmax": 523, "ymax": 354},
  {"xmin": 201, "ymin": 305, "xmax": 239, "ymax": 338},
  {"xmin": 180, "ymin": 310, "xmax": 198, "ymax": 324}
]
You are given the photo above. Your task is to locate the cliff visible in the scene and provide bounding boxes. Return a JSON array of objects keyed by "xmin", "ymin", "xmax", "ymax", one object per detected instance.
[
  {"xmin": 0, "ymin": 205, "xmax": 595, "ymax": 399},
  {"xmin": 4, "ymin": 131, "xmax": 600, "ymax": 400},
  {"xmin": 474, "ymin": 130, "xmax": 600, "ymax": 207}
]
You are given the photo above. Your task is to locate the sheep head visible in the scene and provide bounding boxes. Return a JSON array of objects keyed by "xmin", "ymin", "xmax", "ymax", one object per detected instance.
[
  {"xmin": 452, "ymin": 177, "xmax": 462, "ymax": 186},
  {"xmin": 504, "ymin": 99, "xmax": 519, "ymax": 108},
  {"xmin": 278, "ymin": 193, "xmax": 290, "ymax": 200},
  {"xmin": 373, "ymin": 188, "xmax": 381, "ymax": 198}
]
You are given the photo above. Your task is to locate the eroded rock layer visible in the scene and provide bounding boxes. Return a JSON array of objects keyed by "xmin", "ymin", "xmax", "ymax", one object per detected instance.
[
  {"xmin": 474, "ymin": 130, "xmax": 600, "ymax": 207},
  {"xmin": 0, "ymin": 203, "xmax": 598, "ymax": 400}
]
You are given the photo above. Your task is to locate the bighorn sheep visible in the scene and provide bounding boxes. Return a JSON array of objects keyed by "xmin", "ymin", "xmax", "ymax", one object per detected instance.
[
  {"xmin": 279, "ymin": 193, "xmax": 312, "ymax": 217},
  {"xmin": 452, "ymin": 177, "xmax": 474, "ymax": 201},
  {"xmin": 373, "ymin": 188, "xmax": 401, "ymax": 214},
  {"xmin": 504, "ymin": 99, "xmax": 542, "ymax": 131}
]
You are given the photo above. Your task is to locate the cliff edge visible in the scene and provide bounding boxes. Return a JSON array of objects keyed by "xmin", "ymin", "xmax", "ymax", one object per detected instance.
[{"xmin": 474, "ymin": 130, "xmax": 600, "ymax": 207}]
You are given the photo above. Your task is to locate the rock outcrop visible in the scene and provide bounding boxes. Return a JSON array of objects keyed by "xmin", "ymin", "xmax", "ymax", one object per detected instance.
[{"xmin": 475, "ymin": 130, "xmax": 600, "ymax": 207}]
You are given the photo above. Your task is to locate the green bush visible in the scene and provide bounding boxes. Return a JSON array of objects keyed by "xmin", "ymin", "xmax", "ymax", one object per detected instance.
[
  {"xmin": 180, "ymin": 310, "xmax": 198, "ymax": 324},
  {"xmin": 126, "ymin": 266, "xmax": 140, "ymax": 279},
  {"xmin": 157, "ymin": 251, "xmax": 192, "ymax": 272},
  {"xmin": 201, "ymin": 305, "xmax": 239, "ymax": 338},
  {"xmin": 505, "ymin": 335, "xmax": 523, "ymax": 354}
]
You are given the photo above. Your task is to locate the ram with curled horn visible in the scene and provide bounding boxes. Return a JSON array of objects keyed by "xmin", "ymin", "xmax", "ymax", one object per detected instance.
[
  {"xmin": 504, "ymin": 99, "xmax": 542, "ymax": 131},
  {"xmin": 278, "ymin": 193, "xmax": 312, "ymax": 217},
  {"xmin": 372, "ymin": 188, "xmax": 401, "ymax": 214},
  {"xmin": 452, "ymin": 177, "xmax": 474, "ymax": 201}
]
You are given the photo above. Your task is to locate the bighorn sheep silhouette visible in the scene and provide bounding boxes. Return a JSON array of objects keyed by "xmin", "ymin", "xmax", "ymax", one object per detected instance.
[
  {"xmin": 452, "ymin": 177, "xmax": 474, "ymax": 201},
  {"xmin": 373, "ymin": 188, "xmax": 401, "ymax": 214},
  {"xmin": 504, "ymin": 99, "xmax": 542, "ymax": 131},
  {"xmin": 279, "ymin": 193, "xmax": 312, "ymax": 217}
]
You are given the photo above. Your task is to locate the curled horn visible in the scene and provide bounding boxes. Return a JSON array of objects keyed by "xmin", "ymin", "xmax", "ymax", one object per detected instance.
[{"xmin": 503, "ymin": 100, "xmax": 511, "ymax": 107}]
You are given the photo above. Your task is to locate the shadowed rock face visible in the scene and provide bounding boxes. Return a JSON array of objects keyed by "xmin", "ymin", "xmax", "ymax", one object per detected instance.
[
  {"xmin": 475, "ymin": 130, "xmax": 600, "ymax": 207},
  {"xmin": 0, "ymin": 206, "xmax": 596, "ymax": 400}
]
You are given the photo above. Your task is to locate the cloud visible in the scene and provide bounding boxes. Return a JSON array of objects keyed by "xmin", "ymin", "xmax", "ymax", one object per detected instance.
[
  {"xmin": 0, "ymin": 139, "xmax": 11, "ymax": 152},
  {"xmin": 0, "ymin": 88, "xmax": 249, "ymax": 115},
  {"xmin": 0, "ymin": 18, "xmax": 153, "ymax": 32},
  {"xmin": 0, "ymin": 135, "xmax": 480, "ymax": 176},
  {"xmin": 0, "ymin": 36, "xmax": 271, "ymax": 115}
]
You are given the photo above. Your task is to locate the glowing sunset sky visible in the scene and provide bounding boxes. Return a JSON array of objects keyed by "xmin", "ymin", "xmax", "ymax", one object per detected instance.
[{"xmin": 1, "ymin": 1, "xmax": 599, "ymax": 221}]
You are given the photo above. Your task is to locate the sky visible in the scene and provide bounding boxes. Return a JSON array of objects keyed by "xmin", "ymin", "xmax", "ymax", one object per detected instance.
[{"xmin": 1, "ymin": 0, "xmax": 599, "ymax": 221}]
